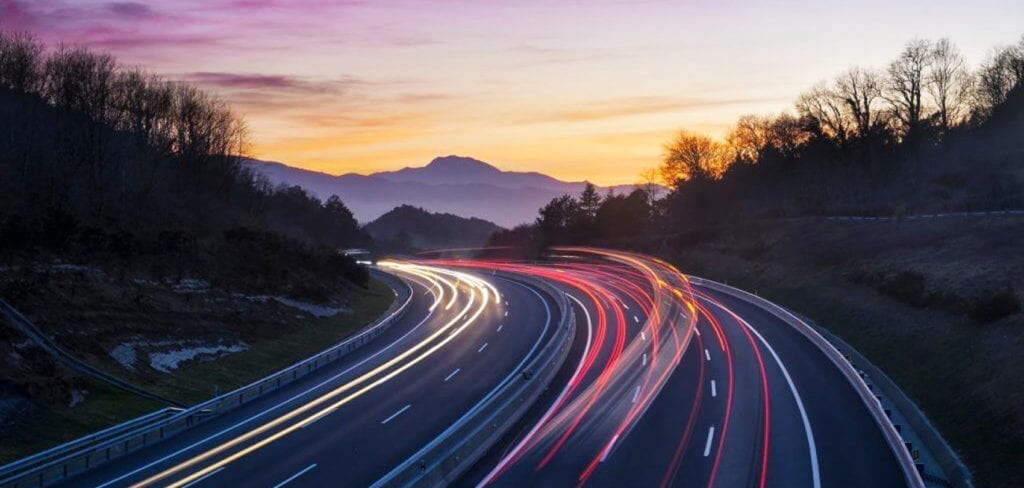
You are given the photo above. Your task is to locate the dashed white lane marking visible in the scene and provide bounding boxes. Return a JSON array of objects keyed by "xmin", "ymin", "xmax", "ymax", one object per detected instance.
[
  {"xmin": 711, "ymin": 380, "xmax": 717, "ymax": 397},
  {"xmin": 504, "ymin": 311, "xmax": 508, "ymax": 317},
  {"xmin": 478, "ymin": 342, "xmax": 489, "ymax": 353},
  {"xmin": 642, "ymin": 353, "xmax": 647, "ymax": 366},
  {"xmin": 273, "ymin": 464, "xmax": 317, "ymax": 488},
  {"xmin": 497, "ymin": 324, "xmax": 503, "ymax": 332},
  {"xmin": 631, "ymin": 385, "xmax": 641, "ymax": 403},
  {"xmin": 633, "ymin": 315, "xmax": 640, "ymax": 324},
  {"xmin": 622, "ymin": 303, "xmax": 630, "ymax": 310},
  {"xmin": 705, "ymin": 348, "xmax": 711, "ymax": 361},
  {"xmin": 381, "ymin": 404, "xmax": 411, "ymax": 424},
  {"xmin": 600, "ymin": 434, "xmax": 620, "ymax": 462},
  {"xmin": 182, "ymin": 467, "xmax": 224, "ymax": 488},
  {"xmin": 703, "ymin": 426, "xmax": 716, "ymax": 457},
  {"xmin": 444, "ymin": 368, "xmax": 460, "ymax": 382},
  {"xmin": 695, "ymin": 328, "xmax": 701, "ymax": 337},
  {"xmin": 641, "ymin": 331, "xmax": 646, "ymax": 341}
]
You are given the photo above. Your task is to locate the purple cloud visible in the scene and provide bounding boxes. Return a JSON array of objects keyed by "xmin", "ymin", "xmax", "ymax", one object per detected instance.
[{"xmin": 106, "ymin": 2, "xmax": 156, "ymax": 17}]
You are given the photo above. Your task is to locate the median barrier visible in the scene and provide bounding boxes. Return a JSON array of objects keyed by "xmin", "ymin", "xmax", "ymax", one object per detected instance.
[{"xmin": 372, "ymin": 271, "xmax": 575, "ymax": 488}]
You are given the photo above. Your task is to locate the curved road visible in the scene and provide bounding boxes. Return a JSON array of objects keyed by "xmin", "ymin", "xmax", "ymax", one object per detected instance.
[
  {"xmin": 50, "ymin": 250, "xmax": 914, "ymax": 487},
  {"xmin": 63, "ymin": 262, "xmax": 560, "ymax": 487}
]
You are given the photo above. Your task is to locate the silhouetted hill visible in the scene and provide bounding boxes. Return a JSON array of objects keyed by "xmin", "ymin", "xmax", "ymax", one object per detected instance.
[
  {"xmin": 364, "ymin": 205, "xmax": 503, "ymax": 251},
  {"xmin": 247, "ymin": 156, "xmax": 647, "ymax": 227}
]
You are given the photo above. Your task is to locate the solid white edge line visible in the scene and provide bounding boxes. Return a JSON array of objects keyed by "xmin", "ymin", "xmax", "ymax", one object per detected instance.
[
  {"xmin": 703, "ymin": 426, "xmax": 715, "ymax": 457},
  {"xmin": 702, "ymin": 296, "xmax": 822, "ymax": 488},
  {"xmin": 272, "ymin": 464, "xmax": 317, "ymax": 488},
  {"xmin": 381, "ymin": 404, "xmax": 411, "ymax": 424}
]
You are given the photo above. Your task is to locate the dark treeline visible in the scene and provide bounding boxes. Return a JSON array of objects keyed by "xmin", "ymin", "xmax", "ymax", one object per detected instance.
[
  {"xmin": 493, "ymin": 35, "xmax": 1024, "ymax": 250},
  {"xmin": 0, "ymin": 32, "xmax": 369, "ymax": 299}
]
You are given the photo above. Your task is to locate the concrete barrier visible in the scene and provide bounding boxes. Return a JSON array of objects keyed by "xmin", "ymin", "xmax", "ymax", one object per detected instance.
[{"xmin": 371, "ymin": 271, "xmax": 575, "ymax": 488}]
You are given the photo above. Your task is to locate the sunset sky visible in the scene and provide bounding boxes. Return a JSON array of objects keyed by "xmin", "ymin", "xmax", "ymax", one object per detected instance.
[{"xmin": 3, "ymin": 0, "xmax": 1022, "ymax": 185}]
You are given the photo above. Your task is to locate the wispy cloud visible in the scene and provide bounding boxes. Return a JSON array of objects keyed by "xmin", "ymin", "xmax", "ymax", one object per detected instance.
[
  {"xmin": 105, "ymin": 2, "xmax": 157, "ymax": 18},
  {"xmin": 546, "ymin": 96, "xmax": 787, "ymax": 123}
]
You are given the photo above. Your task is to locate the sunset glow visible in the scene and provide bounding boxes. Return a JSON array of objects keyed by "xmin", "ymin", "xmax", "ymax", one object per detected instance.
[{"xmin": 3, "ymin": 0, "xmax": 1021, "ymax": 184}]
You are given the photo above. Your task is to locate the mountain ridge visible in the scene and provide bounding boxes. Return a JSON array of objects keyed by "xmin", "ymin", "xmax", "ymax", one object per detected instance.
[{"xmin": 247, "ymin": 155, "xmax": 646, "ymax": 227}]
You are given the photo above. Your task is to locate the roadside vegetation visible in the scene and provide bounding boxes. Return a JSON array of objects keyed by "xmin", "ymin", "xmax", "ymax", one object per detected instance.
[
  {"xmin": 493, "ymin": 35, "xmax": 1024, "ymax": 487},
  {"xmin": 0, "ymin": 32, "xmax": 391, "ymax": 461}
]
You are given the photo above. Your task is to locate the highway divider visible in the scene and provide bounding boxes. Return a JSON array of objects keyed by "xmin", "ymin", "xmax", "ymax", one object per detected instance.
[
  {"xmin": 372, "ymin": 271, "xmax": 575, "ymax": 488},
  {"xmin": 688, "ymin": 276, "xmax": 927, "ymax": 488},
  {"xmin": 0, "ymin": 268, "xmax": 413, "ymax": 488}
]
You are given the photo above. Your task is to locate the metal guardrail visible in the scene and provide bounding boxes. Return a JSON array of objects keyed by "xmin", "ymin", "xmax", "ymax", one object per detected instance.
[
  {"xmin": 0, "ymin": 407, "xmax": 182, "ymax": 482},
  {"xmin": 372, "ymin": 272, "xmax": 575, "ymax": 487},
  {"xmin": 811, "ymin": 325, "xmax": 973, "ymax": 488},
  {"xmin": 689, "ymin": 276, "xmax": 927, "ymax": 488},
  {"xmin": 0, "ymin": 269, "xmax": 414, "ymax": 488},
  {"xmin": 0, "ymin": 299, "xmax": 180, "ymax": 407}
]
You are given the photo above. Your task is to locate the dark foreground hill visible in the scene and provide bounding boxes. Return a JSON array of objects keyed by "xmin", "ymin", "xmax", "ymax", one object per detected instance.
[{"xmin": 365, "ymin": 205, "xmax": 504, "ymax": 251}]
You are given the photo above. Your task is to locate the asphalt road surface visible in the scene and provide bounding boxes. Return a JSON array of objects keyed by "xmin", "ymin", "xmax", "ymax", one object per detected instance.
[{"xmin": 52, "ymin": 250, "xmax": 912, "ymax": 487}]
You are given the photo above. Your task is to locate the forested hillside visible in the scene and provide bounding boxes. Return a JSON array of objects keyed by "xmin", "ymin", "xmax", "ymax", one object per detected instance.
[
  {"xmin": 366, "ymin": 205, "xmax": 503, "ymax": 252},
  {"xmin": 0, "ymin": 32, "xmax": 370, "ymax": 295},
  {"xmin": 0, "ymin": 32, "xmax": 389, "ymax": 460}
]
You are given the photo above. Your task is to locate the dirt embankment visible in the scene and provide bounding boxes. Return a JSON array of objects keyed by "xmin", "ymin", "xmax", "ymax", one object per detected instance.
[
  {"xmin": 641, "ymin": 216, "xmax": 1023, "ymax": 488},
  {"xmin": 0, "ymin": 262, "xmax": 393, "ymax": 463}
]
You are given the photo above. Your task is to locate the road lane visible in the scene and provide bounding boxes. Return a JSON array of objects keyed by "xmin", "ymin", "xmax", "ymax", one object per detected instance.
[{"xmin": 62, "ymin": 263, "xmax": 561, "ymax": 488}]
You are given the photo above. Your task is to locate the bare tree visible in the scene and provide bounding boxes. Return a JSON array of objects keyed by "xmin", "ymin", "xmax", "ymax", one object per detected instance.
[
  {"xmin": 796, "ymin": 81, "xmax": 851, "ymax": 142},
  {"xmin": 927, "ymin": 38, "xmax": 972, "ymax": 132},
  {"xmin": 835, "ymin": 66, "xmax": 884, "ymax": 139},
  {"xmin": 768, "ymin": 113, "xmax": 810, "ymax": 158},
  {"xmin": 885, "ymin": 39, "xmax": 933, "ymax": 139},
  {"xmin": 661, "ymin": 131, "xmax": 728, "ymax": 185},
  {"xmin": 974, "ymin": 36, "xmax": 1024, "ymax": 117},
  {"xmin": 0, "ymin": 31, "xmax": 43, "ymax": 94},
  {"xmin": 113, "ymin": 69, "xmax": 175, "ymax": 152},
  {"xmin": 727, "ymin": 114, "xmax": 773, "ymax": 164},
  {"xmin": 638, "ymin": 167, "xmax": 666, "ymax": 201}
]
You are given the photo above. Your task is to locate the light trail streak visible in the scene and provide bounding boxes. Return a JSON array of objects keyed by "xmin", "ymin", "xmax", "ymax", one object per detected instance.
[{"xmin": 132, "ymin": 262, "xmax": 497, "ymax": 487}]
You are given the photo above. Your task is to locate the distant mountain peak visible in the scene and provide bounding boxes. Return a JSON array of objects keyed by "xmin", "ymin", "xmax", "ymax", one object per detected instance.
[
  {"xmin": 425, "ymin": 155, "xmax": 500, "ymax": 173},
  {"xmin": 247, "ymin": 155, "xmax": 648, "ymax": 227}
]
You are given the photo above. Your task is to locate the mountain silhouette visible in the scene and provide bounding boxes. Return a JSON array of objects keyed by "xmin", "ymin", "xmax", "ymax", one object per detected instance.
[{"xmin": 247, "ymin": 155, "xmax": 643, "ymax": 227}]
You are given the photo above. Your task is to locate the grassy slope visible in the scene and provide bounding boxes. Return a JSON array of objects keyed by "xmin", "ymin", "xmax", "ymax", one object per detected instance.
[
  {"xmin": 658, "ymin": 217, "xmax": 1023, "ymax": 488},
  {"xmin": 0, "ymin": 275, "xmax": 394, "ymax": 463}
]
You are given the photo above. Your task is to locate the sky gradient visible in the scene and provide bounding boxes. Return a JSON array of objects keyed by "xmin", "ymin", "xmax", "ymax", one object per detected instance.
[{"xmin": 3, "ymin": 0, "xmax": 1023, "ymax": 184}]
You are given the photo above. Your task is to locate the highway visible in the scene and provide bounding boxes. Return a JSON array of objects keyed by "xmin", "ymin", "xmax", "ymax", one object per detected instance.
[
  {"xmin": 61, "ymin": 262, "xmax": 561, "ymax": 487},
  {"xmin": 46, "ymin": 249, "xmax": 916, "ymax": 487},
  {"xmin": 447, "ymin": 249, "xmax": 913, "ymax": 488}
]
